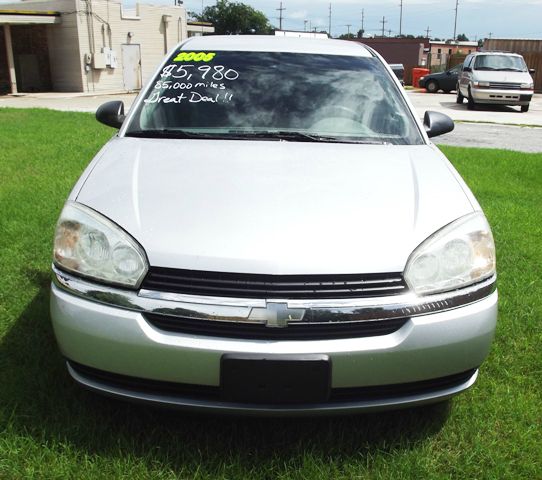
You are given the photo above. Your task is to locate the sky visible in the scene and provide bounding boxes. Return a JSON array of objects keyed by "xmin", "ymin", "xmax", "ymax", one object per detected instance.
[{"xmin": 177, "ymin": 0, "xmax": 542, "ymax": 40}]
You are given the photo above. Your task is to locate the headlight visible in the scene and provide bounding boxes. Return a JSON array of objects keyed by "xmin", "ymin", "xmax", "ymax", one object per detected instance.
[
  {"xmin": 521, "ymin": 82, "xmax": 534, "ymax": 90},
  {"xmin": 419, "ymin": 76, "xmax": 425, "ymax": 81},
  {"xmin": 53, "ymin": 202, "xmax": 148, "ymax": 288},
  {"xmin": 473, "ymin": 81, "xmax": 490, "ymax": 88},
  {"xmin": 404, "ymin": 212, "xmax": 496, "ymax": 295}
]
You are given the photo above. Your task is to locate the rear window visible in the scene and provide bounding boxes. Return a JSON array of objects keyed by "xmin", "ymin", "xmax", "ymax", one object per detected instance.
[{"xmin": 126, "ymin": 50, "xmax": 424, "ymax": 145}]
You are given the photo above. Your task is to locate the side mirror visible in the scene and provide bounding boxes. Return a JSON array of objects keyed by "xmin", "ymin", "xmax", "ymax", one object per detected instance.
[
  {"xmin": 463, "ymin": 66, "xmax": 472, "ymax": 72},
  {"xmin": 424, "ymin": 111, "xmax": 454, "ymax": 138},
  {"xmin": 96, "ymin": 101, "xmax": 125, "ymax": 128},
  {"xmin": 529, "ymin": 68, "xmax": 536, "ymax": 75}
]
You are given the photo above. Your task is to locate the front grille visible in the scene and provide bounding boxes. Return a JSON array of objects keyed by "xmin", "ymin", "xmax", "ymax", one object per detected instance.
[
  {"xmin": 488, "ymin": 82, "xmax": 522, "ymax": 90},
  {"xmin": 141, "ymin": 267, "xmax": 408, "ymax": 299},
  {"xmin": 144, "ymin": 313, "xmax": 409, "ymax": 340},
  {"xmin": 68, "ymin": 361, "xmax": 477, "ymax": 404}
]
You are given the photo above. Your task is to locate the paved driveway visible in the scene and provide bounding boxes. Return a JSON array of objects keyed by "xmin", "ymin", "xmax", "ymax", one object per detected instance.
[
  {"xmin": 408, "ymin": 91, "xmax": 542, "ymax": 126},
  {"xmin": 409, "ymin": 91, "xmax": 542, "ymax": 152}
]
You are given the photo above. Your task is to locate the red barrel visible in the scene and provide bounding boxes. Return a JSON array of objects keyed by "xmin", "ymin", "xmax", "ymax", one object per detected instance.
[{"xmin": 412, "ymin": 67, "xmax": 430, "ymax": 88}]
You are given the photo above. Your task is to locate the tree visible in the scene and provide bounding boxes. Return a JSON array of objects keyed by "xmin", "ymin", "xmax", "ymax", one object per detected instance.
[
  {"xmin": 339, "ymin": 33, "xmax": 355, "ymax": 40},
  {"xmin": 456, "ymin": 33, "xmax": 469, "ymax": 41},
  {"xmin": 191, "ymin": 0, "xmax": 273, "ymax": 35}
]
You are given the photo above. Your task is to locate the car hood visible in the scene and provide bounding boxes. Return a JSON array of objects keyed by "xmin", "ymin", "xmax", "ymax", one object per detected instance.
[
  {"xmin": 473, "ymin": 70, "xmax": 533, "ymax": 83},
  {"xmin": 76, "ymin": 138, "xmax": 474, "ymax": 275}
]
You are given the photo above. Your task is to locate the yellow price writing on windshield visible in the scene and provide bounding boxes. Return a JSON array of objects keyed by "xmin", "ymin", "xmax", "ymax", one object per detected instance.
[{"xmin": 173, "ymin": 51, "xmax": 216, "ymax": 62}]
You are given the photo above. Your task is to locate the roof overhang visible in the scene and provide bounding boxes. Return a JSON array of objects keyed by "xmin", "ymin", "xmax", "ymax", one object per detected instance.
[{"xmin": 0, "ymin": 9, "xmax": 61, "ymax": 24}]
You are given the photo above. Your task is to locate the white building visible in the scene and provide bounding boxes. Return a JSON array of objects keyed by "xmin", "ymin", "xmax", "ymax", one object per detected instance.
[{"xmin": 0, "ymin": 0, "xmax": 214, "ymax": 94}]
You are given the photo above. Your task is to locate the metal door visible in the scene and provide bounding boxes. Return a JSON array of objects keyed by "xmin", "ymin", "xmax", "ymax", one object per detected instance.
[{"xmin": 121, "ymin": 44, "xmax": 142, "ymax": 91}]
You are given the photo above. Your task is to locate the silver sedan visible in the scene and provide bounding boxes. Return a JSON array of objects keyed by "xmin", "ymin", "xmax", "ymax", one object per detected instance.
[{"xmin": 50, "ymin": 35, "xmax": 497, "ymax": 415}]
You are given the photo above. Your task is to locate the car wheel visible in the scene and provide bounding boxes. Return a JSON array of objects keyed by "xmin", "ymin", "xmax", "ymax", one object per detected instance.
[
  {"xmin": 456, "ymin": 87, "xmax": 464, "ymax": 104},
  {"xmin": 521, "ymin": 104, "xmax": 530, "ymax": 113},
  {"xmin": 426, "ymin": 80, "xmax": 439, "ymax": 93},
  {"xmin": 467, "ymin": 88, "xmax": 475, "ymax": 110}
]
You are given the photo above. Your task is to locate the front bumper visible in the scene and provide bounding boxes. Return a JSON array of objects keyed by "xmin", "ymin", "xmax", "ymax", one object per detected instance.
[
  {"xmin": 471, "ymin": 87, "xmax": 533, "ymax": 105},
  {"xmin": 50, "ymin": 268, "xmax": 498, "ymax": 414}
]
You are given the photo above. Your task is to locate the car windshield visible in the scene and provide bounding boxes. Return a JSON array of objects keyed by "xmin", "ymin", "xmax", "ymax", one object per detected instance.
[
  {"xmin": 125, "ymin": 50, "xmax": 424, "ymax": 145},
  {"xmin": 474, "ymin": 55, "xmax": 527, "ymax": 72}
]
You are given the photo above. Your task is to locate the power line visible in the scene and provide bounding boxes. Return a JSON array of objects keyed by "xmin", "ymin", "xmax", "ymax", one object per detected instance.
[
  {"xmin": 399, "ymin": 0, "xmax": 403, "ymax": 37},
  {"xmin": 276, "ymin": 1, "xmax": 286, "ymax": 30},
  {"xmin": 328, "ymin": 3, "xmax": 332, "ymax": 37},
  {"xmin": 453, "ymin": 0, "xmax": 459, "ymax": 41}
]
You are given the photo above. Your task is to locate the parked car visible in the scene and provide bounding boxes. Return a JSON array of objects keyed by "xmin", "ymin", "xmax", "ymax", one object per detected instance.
[
  {"xmin": 51, "ymin": 36, "xmax": 497, "ymax": 415},
  {"xmin": 457, "ymin": 51, "xmax": 535, "ymax": 112},
  {"xmin": 389, "ymin": 63, "xmax": 405, "ymax": 86},
  {"xmin": 419, "ymin": 64, "xmax": 462, "ymax": 93}
]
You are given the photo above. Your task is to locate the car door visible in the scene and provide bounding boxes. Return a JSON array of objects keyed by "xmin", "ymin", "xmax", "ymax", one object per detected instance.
[
  {"xmin": 443, "ymin": 64, "xmax": 461, "ymax": 91},
  {"xmin": 459, "ymin": 56, "xmax": 473, "ymax": 95}
]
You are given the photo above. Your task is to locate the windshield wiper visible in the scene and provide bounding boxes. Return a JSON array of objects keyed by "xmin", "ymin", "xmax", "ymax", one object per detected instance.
[
  {"xmin": 126, "ymin": 129, "xmax": 387, "ymax": 144},
  {"xmin": 226, "ymin": 130, "xmax": 387, "ymax": 144},
  {"xmin": 125, "ymin": 129, "xmax": 233, "ymax": 139},
  {"xmin": 475, "ymin": 67, "xmax": 498, "ymax": 71},
  {"xmin": 499, "ymin": 68, "xmax": 524, "ymax": 72}
]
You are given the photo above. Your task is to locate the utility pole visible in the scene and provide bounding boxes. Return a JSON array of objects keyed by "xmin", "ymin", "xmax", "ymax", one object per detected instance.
[
  {"xmin": 399, "ymin": 0, "xmax": 403, "ymax": 37},
  {"xmin": 380, "ymin": 16, "xmax": 387, "ymax": 38},
  {"xmin": 488, "ymin": 32, "xmax": 492, "ymax": 39},
  {"xmin": 453, "ymin": 0, "xmax": 459, "ymax": 41},
  {"xmin": 388, "ymin": 29, "xmax": 392, "ymax": 37},
  {"xmin": 361, "ymin": 8, "xmax": 365, "ymax": 37},
  {"xmin": 304, "ymin": 19, "xmax": 308, "ymax": 31},
  {"xmin": 346, "ymin": 24, "xmax": 351, "ymax": 35},
  {"xmin": 328, "ymin": 3, "xmax": 332, "ymax": 37},
  {"xmin": 425, "ymin": 26, "xmax": 431, "ymax": 38},
  {"xmin": 276, "ymin": 1, "xmax": 286, "ymax": 31}
]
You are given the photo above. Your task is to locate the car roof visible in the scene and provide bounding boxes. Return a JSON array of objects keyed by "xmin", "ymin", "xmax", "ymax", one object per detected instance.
[
  {"xmin": 179, "ymin": 35, "xmax": 374, "ymax": 57},
  {"xmin": 472, "ymin": 51, "xmax": 522, "ymax": 57}
]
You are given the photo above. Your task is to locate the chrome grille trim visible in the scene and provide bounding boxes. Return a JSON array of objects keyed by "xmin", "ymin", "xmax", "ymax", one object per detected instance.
[
  {"xmin": 52, "ymin": 265, "xmax": 497, "ymax": 325},
  {"xmin": 488, "ymin": 82, "xmax": 522, "ymax": 90}
]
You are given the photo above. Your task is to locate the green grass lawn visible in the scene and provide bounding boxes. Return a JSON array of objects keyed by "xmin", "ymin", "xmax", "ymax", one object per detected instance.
[{"xmin": 0, "ymin": 108, "xmax": 541, "ymax": 479}]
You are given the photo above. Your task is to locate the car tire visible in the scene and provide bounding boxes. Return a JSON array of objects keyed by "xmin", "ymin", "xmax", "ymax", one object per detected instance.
[
  {"xmin": 521, "ymin": 104, "xmax": 530, "ymax": 113},
  {"xmin": 467, "ymin": 88, "xmax": 475, "ymax": 110},
  {"xmin": 426, "ymin": 80, "xmax": 439, "ymax": 93},
  {"xmin": 456, "ymin": 87, "xmax": 464, "ymax": 104}
]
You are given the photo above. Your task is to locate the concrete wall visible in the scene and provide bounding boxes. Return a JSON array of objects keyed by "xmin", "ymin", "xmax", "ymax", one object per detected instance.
[
  {"xmin": 76, "ymin": 0, "xmax": 187, "ymax": 93},
  {"xmin": 2, "ymin": 0, "xmax": 188, "ymax": 92},
  {"xmin": 2, "ymin": 0, "xmax": 84, "ymax": 91}
]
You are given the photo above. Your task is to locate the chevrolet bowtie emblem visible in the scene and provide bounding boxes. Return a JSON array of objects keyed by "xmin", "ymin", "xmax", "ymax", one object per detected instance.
[{"xmin": 248, "ymin": 302, "xmax": 306, "ymax": 328}]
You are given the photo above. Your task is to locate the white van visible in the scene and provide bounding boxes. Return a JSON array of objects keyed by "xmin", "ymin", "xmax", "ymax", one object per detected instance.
[{"xmin": 457, "ymin": 51, "xmax": 535, "ymax": 112}]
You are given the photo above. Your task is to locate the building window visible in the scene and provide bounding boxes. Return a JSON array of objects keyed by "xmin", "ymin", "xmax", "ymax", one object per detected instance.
[{"xmin": 437, "ymin": 48, "xmax": 441, "ymax": 54}]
